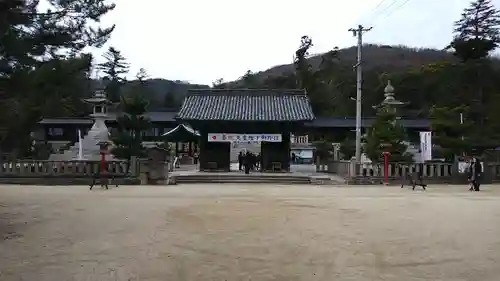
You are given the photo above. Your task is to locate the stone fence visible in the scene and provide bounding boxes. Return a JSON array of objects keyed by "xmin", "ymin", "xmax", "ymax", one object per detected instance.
[
  {"xmin": 316, "ymin": 160, "xmax": 500, "ymax": 184},
  {"xmin": 0, "ymin": 159, "xmax": 141, "ymax": 185}
]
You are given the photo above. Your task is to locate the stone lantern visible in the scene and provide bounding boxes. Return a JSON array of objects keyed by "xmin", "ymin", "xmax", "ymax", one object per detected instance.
[{"xmin": 373, "ymin": 80, "xmax": 408, "ymax": 124}]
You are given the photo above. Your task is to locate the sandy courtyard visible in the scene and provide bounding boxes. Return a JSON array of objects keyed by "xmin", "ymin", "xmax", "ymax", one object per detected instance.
[{"xmin": 0, "ymin": 184, "xmax": 499, "ymax": 281}]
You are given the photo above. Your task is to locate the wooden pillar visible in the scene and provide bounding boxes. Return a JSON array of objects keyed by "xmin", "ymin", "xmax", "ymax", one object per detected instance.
[
  {"xmin": 199, "ymin": 132, "xmax": 207, "ymax": 171},
  {"xmin": 283, "ymin": 131, "xmax": 291, "ymax": 172}
]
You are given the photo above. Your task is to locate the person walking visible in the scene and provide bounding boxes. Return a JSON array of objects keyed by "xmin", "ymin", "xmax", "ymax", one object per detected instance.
[
  {"xmin": 244, "ymin": 151, "xmax": 251, "ymax": 174},
  {"xmin": 193, "ymin": 151, "xmax": 199, "ymax": 165},
  {"xmin": 470, "ymin": 157, "xmax": 482, "ymax": 191},
  {"xmin": 468, "ymin": 157, "xmax": 481, "ymax": 191},
  {"xmin": 238, "ymin": 151, "xmax": 243, "ymax": 171}
]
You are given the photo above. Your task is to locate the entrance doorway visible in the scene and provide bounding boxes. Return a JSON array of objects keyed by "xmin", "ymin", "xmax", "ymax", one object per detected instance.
[
  {"xmin": 231, "ymin": 140, "xmax": 262, "ymax": 172},
  {"xmin": 206, "ymin": 133, "xmax": 287, "ymax": 172}
]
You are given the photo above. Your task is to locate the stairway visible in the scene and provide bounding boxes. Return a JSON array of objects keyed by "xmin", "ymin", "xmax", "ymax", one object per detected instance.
[{"xmin": 171, "ymin": 173, "xmax": 312, "ymax": 184}]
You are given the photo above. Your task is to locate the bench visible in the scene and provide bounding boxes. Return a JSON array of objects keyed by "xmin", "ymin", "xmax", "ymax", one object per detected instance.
[
  {"xmin": 401, "ymin": 170, "xmax": 426, "ymax": 190},
  {"xmin": 89, "ymin": 170, "xmax": 128, "ymax": 190},
  {"xmin": 271, "ymin": 162, "xmax": 282, "ymax": 172},
  {"xmin": 207, "ymin": 161, "xmax": 217, "ymax": 171}
]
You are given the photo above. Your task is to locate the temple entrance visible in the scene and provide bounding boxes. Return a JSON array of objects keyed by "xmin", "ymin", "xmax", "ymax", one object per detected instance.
[
  {"xmin": 175, "ymin": 89, "xmax": 315, "ymax": 173},
  {"xmin": 204, "ymin": 133, "xmax": 289, "ymax": 172},
  {"xmin": 231, "ymin": 140, "xmax": 261, "ymax": 172}
]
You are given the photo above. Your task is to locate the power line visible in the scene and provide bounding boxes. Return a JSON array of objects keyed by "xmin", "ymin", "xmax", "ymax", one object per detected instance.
[
  {"xmin": 353, "ymin": 0, "xmax": 393, "ymax": 27},
  {"xmin": 367, "ymin": 0, "xmax": 402, "ymax": 26},
  {"xmin": 371, "ymin": 0, "xmax": 412, "ymax": 28},
  {"xmin": 358, "ymin": 0, "xmax": 391, "ymax": 23}
]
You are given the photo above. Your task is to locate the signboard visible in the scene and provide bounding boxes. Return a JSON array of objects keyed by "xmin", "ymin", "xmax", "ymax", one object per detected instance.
[
  {"xmin": 208, "ymin": 133, "xmax": 282, "ymax": 142},
  {"xmin": 290, "ymin": 134, "xmax": 309, "ymax": 144},
  {"xmin": 419, "ymin": 131, "xmax": 432, "ymax": 162}
]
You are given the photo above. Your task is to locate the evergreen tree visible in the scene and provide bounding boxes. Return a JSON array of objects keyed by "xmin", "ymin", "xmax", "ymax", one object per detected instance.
[
  {"xmin": 98, "ymin": 47, "xmax": 129, "ymax": 102},
  {"xmin": 240, "ymin": 70, "xmax": 258, "ymax": 88},
  {"xmin": 135, "ymin": 68, "xmax": 149, "ymax": 83},
  {"xmin": 111, "ymin": 68, "xmax": 151, "ymax": 169},
  {"xmin": 294, "ymin": 36, "xmax": 339, "ymax": 115},
  {"xmin": 364, "ymin": 105, "xmax": 413, "ymax": 162},
  {"xmin": 448, "ymin": 0, "xmax": 500, "ymax": 143},
  {"xmin": 339, "ymin": 137, "xmax": 356, "ymax": 160},
  {"xmin": 212, "ymin": 78, "xmax": 226, "ymax": 88},
  {"xmin": 429, "ymin": 105, "xmax": 474, "ymax": 159},
  {"xmin": 451, "ymin": 0, "xmax": 500, "ymax": 61},
  {"xmin": 0, "ymin": 0, "xmax": 114, "ymax": 155},
  {"xmin": 111, "ymin": 92, "xmax": 150, "ymax": 171}
]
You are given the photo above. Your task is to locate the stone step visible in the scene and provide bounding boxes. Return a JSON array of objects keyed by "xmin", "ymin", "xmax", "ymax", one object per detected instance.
[{"xmin": 171, "ymin": 174, "xmax": 311, "ymax": 185}]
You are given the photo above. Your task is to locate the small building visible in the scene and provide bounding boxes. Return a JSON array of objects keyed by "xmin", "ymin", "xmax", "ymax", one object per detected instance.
[{"xmin": 176, "ymin": 89, "xmax": 315, "ymax": 172}]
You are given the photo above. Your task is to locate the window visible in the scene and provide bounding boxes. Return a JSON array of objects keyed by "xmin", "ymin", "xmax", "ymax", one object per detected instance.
[{"xmin": 48, "ymin": 128, "xmax": 64, "ymax": 136}]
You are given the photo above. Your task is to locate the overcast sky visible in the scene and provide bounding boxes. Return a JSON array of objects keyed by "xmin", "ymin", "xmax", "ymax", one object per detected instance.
[{"xmin": 91, "ymin": 0, "xmax": 496, "ymax": 84}]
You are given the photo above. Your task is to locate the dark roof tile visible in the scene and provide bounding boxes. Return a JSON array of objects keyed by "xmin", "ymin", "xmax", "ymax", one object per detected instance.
[
  {"xmin": 39, "ymin": 111, "xmax": 177, "ymax": 124},
  {"xmin": 305, "ymin": 117, "xmax": 430, "ymax": 128},
  {"xmin": 176, "ymin": 89, "xmax": 315, "ymax": 121}
]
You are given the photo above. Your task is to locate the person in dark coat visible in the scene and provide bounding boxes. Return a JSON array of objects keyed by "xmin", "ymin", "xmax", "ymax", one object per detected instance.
[
  {"xmin": 238, "ymin": 151, "xmax": 244, "ymax": 171},
  {"xmin": 251, "ymin": 153, "xmax": 257, "ymax": 171},
  {"xmin": 244, "ymin": 151, "xmax": 251, "ymax": 174},
  {"xmin": 469, "ymin": 157, "xmax": 482, "ymax": 191}
]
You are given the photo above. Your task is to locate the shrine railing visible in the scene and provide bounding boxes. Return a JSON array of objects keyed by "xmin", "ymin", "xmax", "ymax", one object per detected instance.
[
  {"xmin": 0, "ymin": 159, "xmax": 136, "ymax": 177},
  {"xmin": 318, "ymin": 160, "xmax": 500, "ymax": 184}
]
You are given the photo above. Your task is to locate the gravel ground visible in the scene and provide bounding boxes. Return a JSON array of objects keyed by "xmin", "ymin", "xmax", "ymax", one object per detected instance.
[{"xmin": 0, "ymin": 184, "xmax": 499, "ymax": 281}]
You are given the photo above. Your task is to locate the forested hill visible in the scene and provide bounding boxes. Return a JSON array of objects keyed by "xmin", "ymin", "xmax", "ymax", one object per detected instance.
[
  {"xmin": 130, "ymin": 45, "xmax": 459, "ymax": 110},
  {"xmin": 261, "ymin": 44, "xmax": 456, "ymax": 77},
  {"xmin": 224, "ymin": 44, "xmax": 500, "ymax": 119},
  {"xmin": 118, "ymin": 79, "xmax": 209, "ymax": 110}
]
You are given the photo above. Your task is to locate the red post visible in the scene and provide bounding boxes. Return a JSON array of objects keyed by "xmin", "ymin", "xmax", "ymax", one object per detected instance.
[
  {"xmin": 100, "ymin": 152, "xmax": 106, "ymax": 173},
  {"xmin": 383, "ymin": 151, "xmax": 389, "ymax": 185}
]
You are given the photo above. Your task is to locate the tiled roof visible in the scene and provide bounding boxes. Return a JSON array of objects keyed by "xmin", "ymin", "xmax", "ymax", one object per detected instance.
[
  {"xmin": 38, "ymin": 113, "xmax": 430, "ymax": 129},
  {"xmin": 305, "ymin": 117, "xmax": 430, "ymax": 128},
  {"xmin": 176, "ymin": 89, "xmax": 315, "ymax": 121},
  {"xmin": 38, "ymin": 118, "xmax": 94, "ymax": 124},
  {"xmin": 39, "ymin": 111, "xmax": 177, "ymax": 124},
  {"xmin": 162, "ymin": 124, "xmax": 200, "ymax": 137}
]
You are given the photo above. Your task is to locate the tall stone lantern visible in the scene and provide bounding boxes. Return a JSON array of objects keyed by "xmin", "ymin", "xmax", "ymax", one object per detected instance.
[
  {"xmin": 83, "ymin": 90, "xmax": 113, "ymax": 141},
  {"xmin": 373, "ymin": 80, "xmax": 408, "ymax": 124}
]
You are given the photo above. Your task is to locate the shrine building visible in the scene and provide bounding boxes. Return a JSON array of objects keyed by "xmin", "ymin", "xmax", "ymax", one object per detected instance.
[{"xmin": 176, "ymin": 89, "xmax": 315, "ymax": 172}]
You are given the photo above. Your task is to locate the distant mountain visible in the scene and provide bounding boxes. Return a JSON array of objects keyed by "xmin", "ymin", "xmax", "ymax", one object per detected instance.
[
  {"xmin": 122, "ymin": 79, "xmax": 209, "ymax": 109},
  {"xmin": 92, "ymin": 79, "xmax": 210, "ymax": 110},
  {"xmin": 244, "ymin": 44, "xmax": 457, "ymax": 83}
]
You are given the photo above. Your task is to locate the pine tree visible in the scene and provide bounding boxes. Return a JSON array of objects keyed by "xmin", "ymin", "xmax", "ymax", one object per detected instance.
[
  {"xmin": 451, "ymin": 0, "xmax": 500, "ymax": 61},
  {"xmin": 111, "ymin": 93, "xmax": 151, "ymax": 171},
  {"xmin": 98, "ymin": 47, "xmax": 129, "ymax": 102},
  {"xmin": 448, "ymin": 0, "xmax": 500, "ymax": 142},
  {"xmin": 0, "ymin": 0, "xmax": 115, "ymax": 155},
  {"xmin": 429, "ymin": 105, "xmax": 474, "ymax": 159},
  {"xmin": 111, "ymin": 68, "xmax": 151, "ymax": 168},
  {"xmin": 364, "ymin": 105, "xmax": 413, "ymax": 162},
  {"xmin": 339, "ymin": 137, "xmax": 356, "ymax": 160},
  {"xmin": 135, "ymin": 68, "xmax": 149, "ymax": 83}
]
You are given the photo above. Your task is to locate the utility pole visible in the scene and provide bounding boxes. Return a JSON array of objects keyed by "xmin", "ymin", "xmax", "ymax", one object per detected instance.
[{"xmin": 349, "ymin": 25, "xmax": 372, "ymax": 162}]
